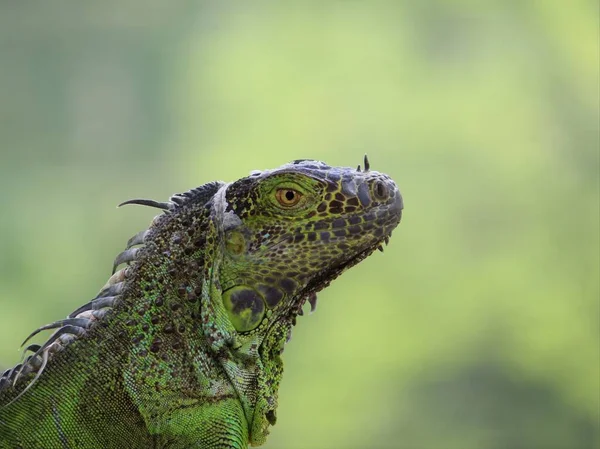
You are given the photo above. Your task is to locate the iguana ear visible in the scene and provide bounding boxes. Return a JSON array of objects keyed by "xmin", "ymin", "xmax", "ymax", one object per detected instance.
[{"xmin": 199, "ymin": 182, "xmax": 238, "ymax": 352}]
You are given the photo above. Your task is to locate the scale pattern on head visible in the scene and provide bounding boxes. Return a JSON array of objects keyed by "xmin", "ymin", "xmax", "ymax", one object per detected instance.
[{"xmin": 218, "ymin": 158, "xmax": 403, "ymax": 334}]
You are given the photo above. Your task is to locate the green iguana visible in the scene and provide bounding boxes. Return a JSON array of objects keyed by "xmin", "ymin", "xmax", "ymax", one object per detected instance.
[{"xmin": 0, "ymin": 157, "xmax": 402, "ymax": 448}]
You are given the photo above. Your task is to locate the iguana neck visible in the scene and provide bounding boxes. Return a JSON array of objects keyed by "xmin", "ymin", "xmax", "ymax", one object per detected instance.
[{"xmin": 117, "ymin": 188, "xmax": 280, "ymax": 444}]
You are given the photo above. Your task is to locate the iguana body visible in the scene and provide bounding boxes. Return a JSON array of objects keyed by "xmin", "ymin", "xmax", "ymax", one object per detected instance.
[{"xmin": 0, "ymin": 158, "xmax": 402, "ymax": 448}]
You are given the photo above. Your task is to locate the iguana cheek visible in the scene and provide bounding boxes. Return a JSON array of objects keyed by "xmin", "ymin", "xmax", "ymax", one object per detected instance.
[{"xmin": 222, "ymin": 286, "xmax": 265, "ymax": 332}]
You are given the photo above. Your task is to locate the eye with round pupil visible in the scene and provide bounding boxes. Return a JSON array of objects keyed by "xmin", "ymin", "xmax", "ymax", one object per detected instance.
[{"xmin": 275, "ymin": 188, "xmax": 303, "ymax": 207}]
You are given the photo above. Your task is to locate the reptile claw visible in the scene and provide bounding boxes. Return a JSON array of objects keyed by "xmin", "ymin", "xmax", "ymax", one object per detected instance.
[
  {"xmin": 308, "ymin": 293, "xmax": 318, "ymax": 313},
  {"xmin": 364, "ymin": 154, "xmax": 370, "ymax": 171},
  {"xmin": 377, "ymin": 245, "xmax": 384, "ymax": 252}
]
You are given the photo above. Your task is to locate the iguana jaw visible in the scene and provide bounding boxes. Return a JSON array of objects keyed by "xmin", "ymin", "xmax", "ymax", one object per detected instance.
[
  {"xmin": 283, "ymin": 185, "xmax": 403, "ymax": 324},
  {"xmin": 247, "ymin": 205, "xmax": 401, "ymax": 442},
  {"xmin": 284, "ymin": 214, "xmax": 402, "ymax": 326}
]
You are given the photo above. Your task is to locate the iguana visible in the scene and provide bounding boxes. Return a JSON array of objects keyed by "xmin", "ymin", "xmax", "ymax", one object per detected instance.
[{"xmin": 0, "ymin": 157, "xmax": 402, "ymax": 448}]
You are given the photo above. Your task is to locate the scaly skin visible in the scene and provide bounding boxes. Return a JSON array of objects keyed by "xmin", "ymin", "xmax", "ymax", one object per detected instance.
[{"xmin": 0, "ymin": 158, "xmax": 402, "ymax": 448}]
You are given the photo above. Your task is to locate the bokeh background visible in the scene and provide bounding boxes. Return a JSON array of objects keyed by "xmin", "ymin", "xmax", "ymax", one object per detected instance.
[{"xmin": 0, "ymin": 2, "xmax": 598, "ymax": 448}]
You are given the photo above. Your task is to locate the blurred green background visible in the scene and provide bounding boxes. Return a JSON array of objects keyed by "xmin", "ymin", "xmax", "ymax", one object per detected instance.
[{"xmin": 0, "ymin": 2, "xmax": 598, "ymax": 448}]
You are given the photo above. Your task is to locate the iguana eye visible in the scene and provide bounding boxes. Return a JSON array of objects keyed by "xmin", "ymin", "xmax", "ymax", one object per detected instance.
[{"xmin": 275, "ymin": 188, "xmax": 303, "ymax": 208}]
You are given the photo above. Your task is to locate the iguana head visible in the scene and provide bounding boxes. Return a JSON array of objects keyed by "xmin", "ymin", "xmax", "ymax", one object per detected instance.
[{"xmin": 219, "ymin": 157, "xmax": 403, "ymax": 334}]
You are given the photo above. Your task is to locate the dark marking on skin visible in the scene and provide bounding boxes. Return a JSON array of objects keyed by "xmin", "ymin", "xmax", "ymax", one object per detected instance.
[
  {"xmin": 132, "ymin": 334, "xmax": 143, "ymax": 344},
  {"xmin": 230, "ymin": 288, "xmax": 264, "ymax": 315},
  {"xmin": 257, "ymin": 284, "xmax": 284, "ymax": 308},
  {"xmin": 150, "ymin": 338, "xmax": 162, "ymax": 353},
  {"xmin": 363, "ymin": 222, "xmax": 375, "ymax": 231},
  {"xmin": 51, "ymin": 397, "xmax": 72, "ymax": 449},
  {"xmin": 348, "ymin": 225, "xmax": 362, "ymax": 235},
  {"xmin": 314, "ymin": 221, "xmax": 328, "ymax": 230},
  {"xmin": 279, "ymin": 278, "xmax": 297, "ymax": 293},
  {"xmin": 332, "ymin": 218, "xmax": 346, "ymax": 228},
  {"xmin": 364, "ymin": 212, "xmax": 376, "ymax": 221},
  {"xmin": 222, "ymin": 285, "xmax": 267, "ymax": 331},
  {"xmin": 348, "ymin": 215, "xmax": 361, "ymax": 225}
]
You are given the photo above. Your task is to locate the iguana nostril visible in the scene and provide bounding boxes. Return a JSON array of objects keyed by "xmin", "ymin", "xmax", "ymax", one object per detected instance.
[{"xmin": 374, "ymin": 181, "xmax": 388, "ymax": 200}]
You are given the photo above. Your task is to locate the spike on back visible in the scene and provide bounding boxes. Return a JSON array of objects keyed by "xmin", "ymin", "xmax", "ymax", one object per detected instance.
[
  {"xmin": 117, "ymin": 181, "xmax": 224, "ymax": 212},
  {"xmin": 0, "ymin": 179, "xmax": 227, "ymax": 400},
  {"xmin": 0, "ymin": 233, "xmax": 144, "ymax": 398}
]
